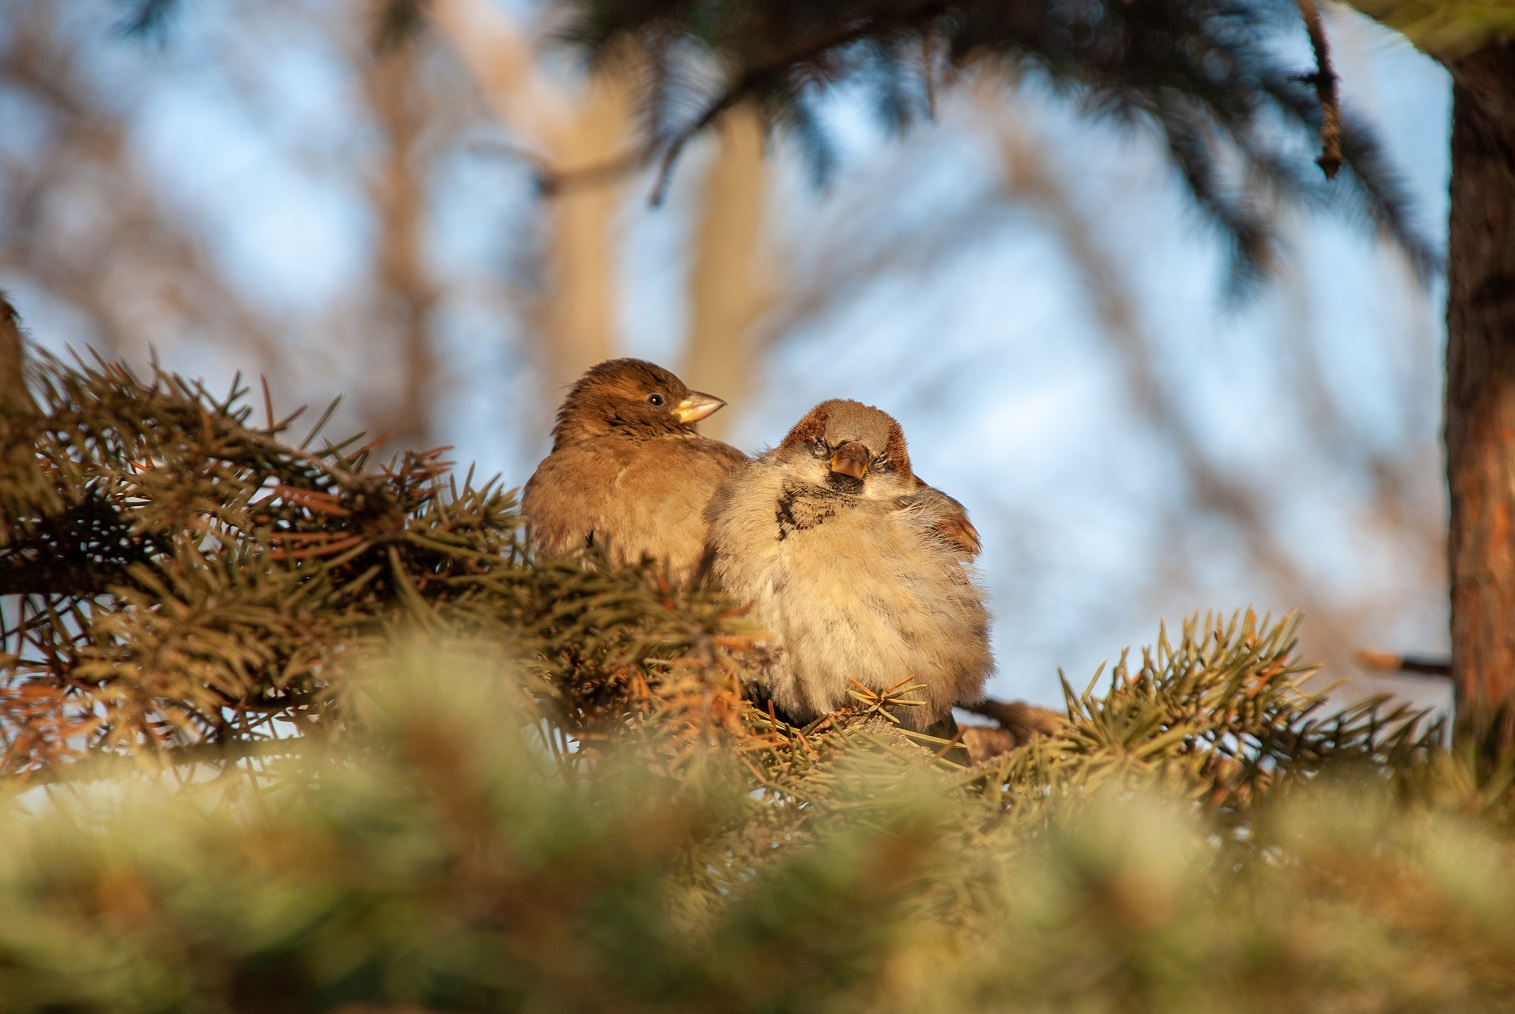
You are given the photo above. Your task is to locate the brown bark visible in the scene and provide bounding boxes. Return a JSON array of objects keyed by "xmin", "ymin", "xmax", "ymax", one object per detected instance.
[{"xmin": 1445, "ymin": 38, "xmax": 1515, "ymax": 753}]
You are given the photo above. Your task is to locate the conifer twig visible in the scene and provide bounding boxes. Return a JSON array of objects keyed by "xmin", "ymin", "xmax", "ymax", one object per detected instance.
[
  {"xmin": 1296, "ymin": 0, "xmax": 1343, "ymax": 179},
  {"xmin": 1356, "ymin": 649, "xmax": 1452, "ymax": 678}
]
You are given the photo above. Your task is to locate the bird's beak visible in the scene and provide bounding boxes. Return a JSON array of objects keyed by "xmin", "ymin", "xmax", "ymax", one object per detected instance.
[
  {"xmin": 829, "ymin": 441, "xmax": 870, "ymax": 480},
  {"xmin": 674, "ymin": 391, "xmax": 726, "ymax": 424}
]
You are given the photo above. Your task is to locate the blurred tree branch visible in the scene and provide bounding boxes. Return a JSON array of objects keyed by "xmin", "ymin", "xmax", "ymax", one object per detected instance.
[
  {"xmin": 974, "ymin": 78, "xmax": 1443, "ymax": 686},
  {"xmin": 434, "ymin": 0, "xmax": 635, "ymax": 396},
  {"xmin": 0, "ymin": 3, "xmax": 287, "ymax": 371},
  {"xmin": 678, "ymin": 104, "xmax": 777, "ymax": 442},
  {"xmin": 361, "ymin": 35, "xmax": 442, "ymax": 447}
]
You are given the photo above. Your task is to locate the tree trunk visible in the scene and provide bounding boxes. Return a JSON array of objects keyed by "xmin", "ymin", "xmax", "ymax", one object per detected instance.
[
  {"xmin": 1445, "ymin": 38, "xmax": 1515, "ymax": 755},
  {"xmin": 681, "ymin": 103, "xmax": 774, "ymax": 442},
  {"xmin": 364, "ymin": 40, "xmax": 440, "ymax": 450}
]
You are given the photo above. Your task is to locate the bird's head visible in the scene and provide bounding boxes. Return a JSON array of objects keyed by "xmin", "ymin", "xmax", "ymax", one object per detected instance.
[
  {"xmin": 774, "ymin": 399, "xmax": 915, "ymax": 496},
  {"xmin": 551, "ymin": 359, "xmax": 726, "ymax": 448}
]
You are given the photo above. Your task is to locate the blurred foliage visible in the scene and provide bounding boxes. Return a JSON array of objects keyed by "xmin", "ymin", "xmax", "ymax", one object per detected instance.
[
  {"xmin": 110, "ymin": 0, "xmax": 1438, "ymax": 285},
  {"xmin": 6, "ymin": 350, "xmax": 1514, "ymax": 1010},
  {"xmin": 562, "ymin": 0, "xmax": 1441, "ymax": 282},
  {"xmin": 1, "ymin": 634, "xmax": 1512, "ymax": 1010},
  {"xmin": 1344, "ymin": 0, "xmax": 1514, "ymax": 59},
  {"xmin": 0, "ymin": 351, "xmax": 755, "ymax": 782}
]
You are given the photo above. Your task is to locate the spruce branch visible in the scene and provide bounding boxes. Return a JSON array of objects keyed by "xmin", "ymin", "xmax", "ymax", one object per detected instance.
[{"xmin": 648, "ymin": 4, "xmax": 946, "ymax": 205}]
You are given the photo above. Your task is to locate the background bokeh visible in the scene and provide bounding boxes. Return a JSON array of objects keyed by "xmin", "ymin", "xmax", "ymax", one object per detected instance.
[{"xmin": 0, "ymin": 0, "xmax": 1451, "ymax": 711}]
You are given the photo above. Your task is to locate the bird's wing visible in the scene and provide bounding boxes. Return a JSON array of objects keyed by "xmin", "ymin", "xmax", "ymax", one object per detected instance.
[
  {"xmin": 521, "ymin": 441, "xmax": 637, "ymax": 557},
  {"xmin": 605, "ymin": 437, "xmax": 748, "ymax": 576},
  {"xmin": 694, "ymin": 435, "xmax": 750, "ymax": 470},
  {"xmin": 900, "ymin": 479, "xmax": 981, "ymax": 560}
]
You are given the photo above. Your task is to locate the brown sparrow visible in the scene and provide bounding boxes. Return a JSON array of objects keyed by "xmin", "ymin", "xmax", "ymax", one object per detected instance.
[
  {"xmin": 702, "ymin": 399, "xmax": 992, "ymax": 731},
  {"xmin": 0, "ymin": 292, "xmax": 38, "ymax": 415},
  {"xmin": 521, "ymin": 358, "xmax": 747, "ymax": 583}
]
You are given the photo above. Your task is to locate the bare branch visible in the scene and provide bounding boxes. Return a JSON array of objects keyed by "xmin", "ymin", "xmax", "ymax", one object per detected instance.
[
  {"xmin": 1357, "ymin": 649, "xmax": 1452, "ymax": 678},
  {"xmin": 1297, "ymin": 0, "xmax": 1344, "ymax": 178}
]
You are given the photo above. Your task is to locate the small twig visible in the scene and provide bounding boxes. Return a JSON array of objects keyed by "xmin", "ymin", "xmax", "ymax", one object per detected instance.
[
  {"xmin": 809, "ymin": 711, "xmax": 841, "ymax": 735},
  {"xmin": 959, "ymin": 698, "xmax": 1065, "ymax": 744},
  {"xmin": 350, "ymin": 430, "xmax": 398, "ymax": 459},
  {"xmin": 538, "ymin": 147, "xmax": 655, "ymax": 197},
  {"xmin": 921, "ymin": 31, "xmax": 937, "ymax": 120},
  {"xmin": 738, "ymin": 752, "xmax": 769, "ymax": 785},
  {"xmin": 929, "ymin": 726, "xmax": 964, "ymax": 760},
  {"xmin": 648, "ymin": 90, "xmax": 746, "ymax": 206},
  {"xmin": 260, "ymin": 375, "xmax": 276, "ymax": 432},
  {"xmin": 767, "ymin": 699, "xmax": 785, "ymax": 739},
  {"xmin": 1356, "ymin": 649, "xmax": 1452, "ymax": 679},
  {"xmin": 1296, "ymin": 0, "xmax": 1342, "ymax": 179}
]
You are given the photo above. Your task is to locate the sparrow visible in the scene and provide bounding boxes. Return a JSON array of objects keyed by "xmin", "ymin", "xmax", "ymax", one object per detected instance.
[
  {"xmin": 0, "ymin": 292, "xmax": 38, "ymax": 415},
  {"xmin": 521, "ymin": 358, "xmax": 747, "ymax": 583},
  {"xmin": 702, "ymin": 399, "xmax": 992, "ymax": 732}
]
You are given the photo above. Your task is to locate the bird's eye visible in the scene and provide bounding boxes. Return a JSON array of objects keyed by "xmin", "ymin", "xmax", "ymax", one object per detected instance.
[
  {"xmin": 647, "ymin": 393, "xmax": 665, "ymax": 407},
  {"xmin": 811, "ymin": 439, "xmax": 827, "ymax": 456},
  {"xmin": 876, "ymin": 456, "xmax": 893, "ymax": 472}
]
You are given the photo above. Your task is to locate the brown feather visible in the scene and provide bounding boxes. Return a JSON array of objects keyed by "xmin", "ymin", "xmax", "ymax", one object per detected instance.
[
  {"xmin": 524, "ymin": 359, "xmax": 747, "ymax": 583},
  {"xmin": 703, "ymin": 400, "xmax": 991, "ymax": 730}
]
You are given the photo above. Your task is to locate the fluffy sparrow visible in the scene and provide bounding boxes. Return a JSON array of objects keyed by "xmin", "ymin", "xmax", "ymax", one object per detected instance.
[
  {"xmin": 522, "ymin": 359, "xmax": 747, "ymax": 583},
  {"xmin": 702, "ymin": 399, "xmax": 992, "ymax": 731}
]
